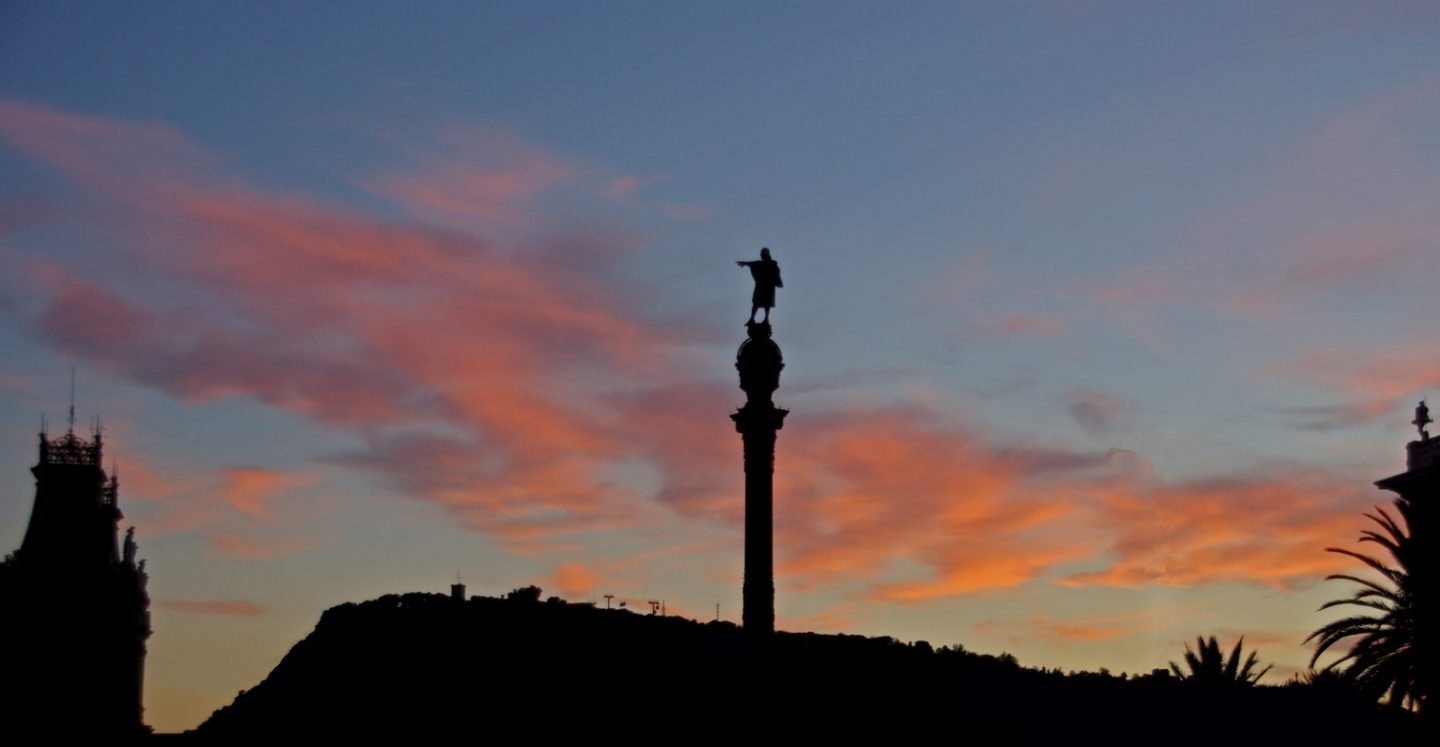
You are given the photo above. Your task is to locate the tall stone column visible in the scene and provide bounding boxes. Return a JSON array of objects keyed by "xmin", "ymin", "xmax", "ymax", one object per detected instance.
[{"xmin": 732, "ymin": 320, "xmax": 787, "ymax": 649}]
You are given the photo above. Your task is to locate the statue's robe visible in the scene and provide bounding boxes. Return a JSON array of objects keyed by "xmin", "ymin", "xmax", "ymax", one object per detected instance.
[{"xmin": 749, "ymin": 259, "xmax": 783, "ymax": 309}]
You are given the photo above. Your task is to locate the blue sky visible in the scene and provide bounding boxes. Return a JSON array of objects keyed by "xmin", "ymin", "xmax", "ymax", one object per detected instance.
[{"xmin": 2, "ymin": 1, "xmax": 1438, "ymax": 731}]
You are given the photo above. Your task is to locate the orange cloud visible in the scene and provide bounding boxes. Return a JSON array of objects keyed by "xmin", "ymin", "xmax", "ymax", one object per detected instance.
[
  {"xmin": 1062, "ymin": 471, "xmax": 1373, "ymax": 589},
  {"xmin": 549, "ymin": 562, "xmax": 602, "ymax": 598},
  {"xmin": 219, "ymin": 467, "xmax": 313, "ymax": 519},
  {"xmin": 771, "ymin": 407, "xmax": 1109, "ymax": 597},
  {"xmin": 876, "ymin": 541, "xmax": 1088, "ymax": 602},
  {"xmin": 158, "ymin": 600, "xmax": 265, "ymax": 616},
  {"xmin": 976, "ymin": 613, "xmax": 1149, "ymax": 645},
  {"xmin": 0, "ymin": 98, "xmax": 1390, "ymax": 605}
]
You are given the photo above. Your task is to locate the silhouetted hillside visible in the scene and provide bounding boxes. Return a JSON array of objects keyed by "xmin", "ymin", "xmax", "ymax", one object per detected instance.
[{"xmin": 194, "ymin": 590, "xmax": 1420, "ymax": 743}]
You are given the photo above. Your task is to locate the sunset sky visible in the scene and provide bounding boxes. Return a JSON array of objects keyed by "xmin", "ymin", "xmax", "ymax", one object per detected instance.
[{"xmin": 3, "ymin": 1, "xmax": 1440, "ymax": 732}]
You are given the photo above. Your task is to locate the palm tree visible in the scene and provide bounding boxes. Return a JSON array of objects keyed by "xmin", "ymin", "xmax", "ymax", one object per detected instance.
[
  {"xmin": 1305, "ymin": 501, "xmax": 1423, "ymax": 712},
  {"xmin": 1169, "ymin": 635, "xmax": 1271, "ymax": 685}
]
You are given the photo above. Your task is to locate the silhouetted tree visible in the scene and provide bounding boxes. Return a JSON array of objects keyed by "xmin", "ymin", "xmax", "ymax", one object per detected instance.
[
  {"xmin": 506, "ymin": 585, "xmax": 543, "ymax": 604},
  {"xmin": 1285, "ymin": 668, "xmax": 1369, "ymax": 698},
  {"xmin": 1306, "ymin": 503, "xmax": 1424, "ymax": 712},
  {"xmin": 1169, "ymin": 635, "xmax": 1271, "ymax": 686}
]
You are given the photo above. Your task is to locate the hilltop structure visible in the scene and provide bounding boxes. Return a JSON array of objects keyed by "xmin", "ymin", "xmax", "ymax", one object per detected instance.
[{"xmin": 0, "ymin": 417, "xmax": 151, "ymax": 737}]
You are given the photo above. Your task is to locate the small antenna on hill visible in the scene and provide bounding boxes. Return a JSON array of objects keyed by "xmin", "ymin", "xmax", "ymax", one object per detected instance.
[
  {"xmin": 603, "ymin": 594, "xmax": 614, "ymax": 610},
  {"xmin": 68, "ymin": 366, "xmax": 76, "ymax": 431}
]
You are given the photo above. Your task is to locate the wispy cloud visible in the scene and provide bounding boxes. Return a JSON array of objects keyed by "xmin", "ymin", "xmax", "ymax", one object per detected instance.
[
  {"xmin": 548, "ymin": 562, "xmax": 602, "ymax": 598},
  {"xmin": 219, "ymin": 467, "xmax": 315, "ymax": 519},
  {"xmin": 1062, "ymin": 469, "xmax": 1373, "ymax": 589},
  {"xmin": 1065, "ymin": 390, "xmax": 1133, "ymax": 436},
  {"xmin": 975, "ymin": 612, "xmax": 1154, "ymax": 646},
  {"xmin": 0, "ymin": 98, "xmax": 1388, "ymax": 605},
  {"xmin": 158, "ymin": 599, "xmax": 265, "ymax": 617}
]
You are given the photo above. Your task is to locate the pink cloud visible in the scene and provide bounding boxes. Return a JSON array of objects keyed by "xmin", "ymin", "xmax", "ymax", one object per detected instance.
[
  {"xmin": 364, "ymin": 127, "xmax": 707, "ymax": 228},
  {"xmin": 0, "ymin": 103, "xmax": 683, "ymax": 551},
  {"xmin": 219, "ymin": 467, "xmax": 314, "ymax": 519},
  {"xmin": 1086, "ymin": 267, "xmax": 1191, "ymax": 308},
  {"xmin": 363, "ymin": 126, "xmax": 578, "ymax": 227},
  {"xmin": 0, "ymin": 99, "xmax": 210, "ymax": 198},
  {"xmin": 1281, "ymin": 222, "xmax": 1438, "ymax": 289},
  {"xmin": 1257, "ymin": 346, "xmax": 1440, "ymax": 432},
  {"xmin": 996, "ymin": 314, "xmax": 1065, "ymax": 338},
  {"xmin": 1282, "ymin": 350, "xmax": 1440, "ymax": 408},
  {"xmin": 598, "ymin": 174, "xmax": 665, "ymax": 199},
  {"xmin": 210, "ymin": 535, "xmax": 317, "ymax": 560},
  {"xmin": 158, "ymin": 600, "xmax": 265, "ymax": 617},
  {"xmin": 372, "ymin": 160, "xmax": 572, "ymax": 227},
  {"xmin": 0, "ymin": 98, "xmax": 1388, "ymax": 605}
]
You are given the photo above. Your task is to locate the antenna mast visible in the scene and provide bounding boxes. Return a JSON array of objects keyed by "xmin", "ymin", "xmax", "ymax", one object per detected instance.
[{"xmin": 68, "ymin": 366, "xmax": 76, "ymax": 431}]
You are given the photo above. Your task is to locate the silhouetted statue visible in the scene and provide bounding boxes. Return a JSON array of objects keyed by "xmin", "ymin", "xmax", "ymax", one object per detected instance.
[
  {"xmin": 123, "ymin": 527, "xmax": 137, "ymax": 565},
  {"xmin": 736, "ymin": 247, "xmax": 783, "ymax": 324},
  {"xmin": 1414, "ymin": 399, "xmax": 1431, "ymax": 440}
]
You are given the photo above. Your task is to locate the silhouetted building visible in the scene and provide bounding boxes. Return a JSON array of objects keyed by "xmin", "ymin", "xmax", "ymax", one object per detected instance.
[
  {"xmin": 1375, "ymin": 403, "xmax": 1437, "ymax": 713},
  {"xmin": 0, "ymin": 420, "xmax": 150, "ymax": 737},
  {"xmin": 732, "ymin": 320, "xmax": 787, "ymax": 649}
]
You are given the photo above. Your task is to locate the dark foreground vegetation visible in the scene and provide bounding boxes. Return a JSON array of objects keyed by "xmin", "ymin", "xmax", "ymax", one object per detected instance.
[{"xmin": 193, "ymin": 589, "xmax": 1421, "ymax": 743}]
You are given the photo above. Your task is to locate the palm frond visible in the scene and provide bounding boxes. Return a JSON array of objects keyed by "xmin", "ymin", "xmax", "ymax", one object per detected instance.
[{"xmin": 1307, "ymin": 498, "xmax": 1424, "ymax": 712}]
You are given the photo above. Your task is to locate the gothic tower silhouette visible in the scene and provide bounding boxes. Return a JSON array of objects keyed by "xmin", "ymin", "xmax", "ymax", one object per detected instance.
[
  {"xmin": 732, "ymin": 320, "xmax": 787, "ymax": 650},
  {"xmin": 0, "ymin": 416, "xmax": 151, "ymax": 737}
]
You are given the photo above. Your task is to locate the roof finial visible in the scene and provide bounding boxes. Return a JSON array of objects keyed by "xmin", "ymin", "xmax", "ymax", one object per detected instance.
[{"xmin": 1414, "ymin": 399, "xmax": 1432, "ymax": 441}]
